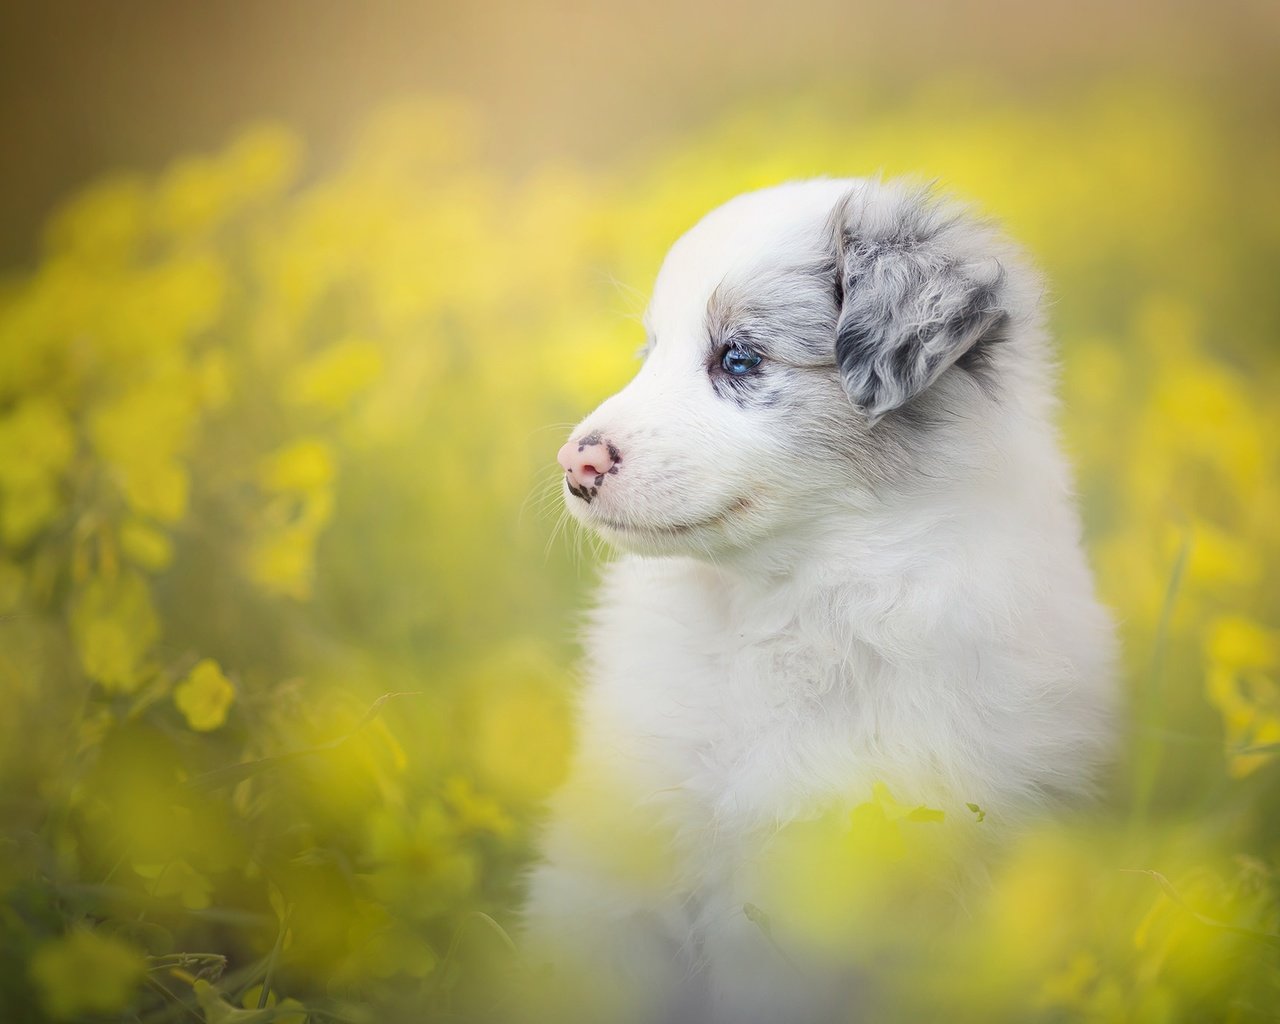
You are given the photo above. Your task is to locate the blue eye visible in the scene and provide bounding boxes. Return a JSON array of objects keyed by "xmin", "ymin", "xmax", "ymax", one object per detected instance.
[{"xmin": 721, "ymin": 345, "xmax": 762, "ymax": 375}]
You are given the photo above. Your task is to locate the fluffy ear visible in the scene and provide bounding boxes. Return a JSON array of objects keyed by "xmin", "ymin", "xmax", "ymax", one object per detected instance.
[{"xmin": 832, "ymin": 182, "xmax": 1008, "ymax": 423}]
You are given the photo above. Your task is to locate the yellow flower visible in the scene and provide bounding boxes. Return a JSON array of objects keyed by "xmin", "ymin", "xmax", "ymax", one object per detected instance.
[
  {"xmin": 89, "ymin": 379, "xmax": 197, "ymax": 471},
  {"xmin": 71, "ymin": 572, "xmax": 160, "ymax": 692},
  {"xmin": 43, "ymin": 174, "xmax": 149, "ymax": 263},
  {"xmin": 224, "ymin": 122, "xmax": 304, "ymax": 201},
  {"xmin": 755, "ymin": 784, "xmax": 948, "ymax": 949},
  {"xmin": 340, "ymin": 903, "xmax": 439, "ymax": 981},
  {"xmin": 194, "ymin": 979, "xmax": 307, "ymax": 1024},
  {"xmin": 469, "ymin": 646, "xmax": 572, "ymax": 803},
  {"xmin": 90, "ymin": 376, "xmax": 199, "ymax": 522},
  {"xmin": 840, "ymin": 783, "xmax": 947, "ymax": 866},
  {"xmin": 29, "ymin": 928, "xmax": 145, "ymax": 1020},
  {"xmin": 284, "ymin": 337, "xmax": 385, "ymax": 412},
  {"xmin": 174, "ymin": 658, "xmax": 236, "ymax": 731},
  {"xmin": 1, "ymin": 479, "xmax": 60, "ymax": 547},
  {"xmin": 258, "ymin": 438, "xmax": 335, "ymax": 493},
  {"xmin": 118, "ymin": 518, "xmax": 174, "ymax": 571},
  {"xmin": 1172, "ymin": 519, "xmax": 1260, "ymax": 592},
  {"xmin": 1036, "ymin": 952, "xmax": 1101, "ymax": 1010},
  {"xmin": 1205, "ymin": 615, "xmax": 1280, "ymax": 671},
  {"xmin": 147, "ymin": 253, "xmax": 228, "ymax": 340},
  {"xmin": 0, "ymin": 395, "xmax": 76, "ymax": 489},
  {"xmin": 120, "ymin": 457, "xmax": 190, "ymax": 524},
  {"xmin": 0, "ymin": 396, "xmax": 75, "ymax": 545},
  {"xmin": 1204, "ymin": 615, "xmax": 1280, "ymax": 776},
  {"xmin": 156, "ymin": 155, "xmax": 233, "ymax": 237},
  {"xmin": 240, "ymin": 985, "xmax": 308, "ymax": 1023},
  {"xmin": 244, "ymin": 496, "xmax": 332, "ymax": 599},
  {"xmin": 1205, "ymin": 666, "xmax": 1280, "ymax": 778},
  {"xmin": 365, "ymin": 803, "xmax": 476, "ymax": 911},
  {"xmin": 442, "ymin": 775, "xmax": 515, "ymax": 837}
]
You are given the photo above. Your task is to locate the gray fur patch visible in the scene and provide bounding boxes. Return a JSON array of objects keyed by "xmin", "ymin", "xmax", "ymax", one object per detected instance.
[
  {"xmin": 707, "ymin": 264, "xmax": 839, "ymax": 369},
  {"xmin": 830, "ymin": 181, "xmax": 1008, "ymax": 423}
]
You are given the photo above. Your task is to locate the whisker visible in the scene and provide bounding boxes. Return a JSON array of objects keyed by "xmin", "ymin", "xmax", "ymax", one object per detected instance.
[
  {"xmin": 520, "ymin": 466, "xmax": 571, "ymax": 527},
  {"xmin": 592, "ymin": 270, "xmax": 648, "ymax": 319},
  {"xmin": 531, "ymin": 420, "xmax": 580, "ymax": 435}
]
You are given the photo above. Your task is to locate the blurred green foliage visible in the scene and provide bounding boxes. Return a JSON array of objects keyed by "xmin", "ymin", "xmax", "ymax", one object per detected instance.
[{"xmin": 0, "ymin": 81, "xmax": 1277, "ymax": 1021}]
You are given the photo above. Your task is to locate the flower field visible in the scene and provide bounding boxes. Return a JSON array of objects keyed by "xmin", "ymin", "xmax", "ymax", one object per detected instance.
[{"xmin": 0, "ymin": 82, "xmax": 1277, "ymax": 1021}]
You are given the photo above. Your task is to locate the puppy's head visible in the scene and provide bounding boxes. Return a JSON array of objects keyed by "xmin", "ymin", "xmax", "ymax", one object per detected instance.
[{"xmin": 557, "ymin": 178, "xmax": 1034, "ymax": 558}]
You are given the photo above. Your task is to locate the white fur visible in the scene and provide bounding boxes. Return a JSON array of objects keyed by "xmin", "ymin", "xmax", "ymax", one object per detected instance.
[{"xmin": 524, "ymin": 178, "xmax": 1116, "ymax": 1023}]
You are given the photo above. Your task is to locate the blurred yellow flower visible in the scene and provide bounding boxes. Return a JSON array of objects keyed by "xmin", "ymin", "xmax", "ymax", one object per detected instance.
[
  {"xmin": 174, "ymin": 658, "xmax": 236, "ymax": 731},
  {"xmin": 1206, "ymin": 615, "xmax": 1280, "ymax": 671},
  {"xmin": 118, "ymin": 518, "xmax": 174, "ymax": 571},
  {"xmin": 470, "ymin": 652, "xmax": 572, "ymax": 804},
  {"xmin": 0, "ymin": 479, "xmax": 60, "ymax": 547},
  {"xmin": 223, "ymin": 122, "xmax": 304, "ymax": 201},
  {"xmin": 29, "ymin": 928, "xmax": 145, "ymax": 1020},
  {"xmin": 156, "ymin": 155, "xmax": 233, "ymax": 237},
  {"xmin": 239, "ymin": 986, "xmax": 307, "ymax": 1023},
  {"xmin": 1172, "ymin": 518, "xmax": 1260, "ymax": 592},
  {"xmin": 0, "ymin": 396, "xmax": 75, "ymax": 488},
  {"xmin": 1205, "ymin": 667, "xmax": 1280, "ymax": 777},
  {"xmin": 147, "ymin": 253, "xmax": 228, "ymax": 340},
  {"xmin": 756, "ymin": 784, "xmax": 949, "ymax": 950},
  {"xmin": 194, "ymin": 979, "xmax": 306, "ymax": 1023},
  {"xmin": 1128, "ymin": 864, "xmax": 1270, "ymax": 1003},
  {"xmin": 244, "ymin": 511, "xmax": 330, "ymax": 599},
  {"xmin": 0, "ymin": 396, "xmax": 75, "ymax": 545},
  {"xmin": 284, "ymin": 336, "xmax": 385, "ymax": 412},
  {"xmin": 70, "ymin": 572, "xmax": 159, "ymax": 692},
  {"xmin": 258, "ymin": 438, "xmax": 335, "ymax": 494},
  {"xmin": 1203, "ymin": 615, "xmax": 1280, "ymax": 776},
  {"xmin": 134, "ymin": 857, "xmax": 215, "ymax": 909},
  {"xmin": 365, "ymin": 802, "xmax": 476, "ymax": 912},
  {"xmin": 443, "ymin": 775, "xmax": 515, "ymax": 838},
  {"xmin": 0, "ymin": 82, "xmax": 1277, "ymax": 1022},
  {"xmin": 342, "ymin": 904, "xmax": 439, "ymax": 981},
  {"xmin": 90, "ymin": 375, "xmax": 200, "ymax": 523},
  {"xmin": 42, "ymin": 174, "xmax": 149, "ymax": 264},
  {"xmin": 122, "ymin": 457, "xmax": 191, "ymax": 524}
]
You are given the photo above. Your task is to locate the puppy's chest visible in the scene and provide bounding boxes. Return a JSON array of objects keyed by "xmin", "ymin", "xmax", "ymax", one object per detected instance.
[{"xmin": 590, "ymin": 608, "xmax": 866, "ymax": 829}]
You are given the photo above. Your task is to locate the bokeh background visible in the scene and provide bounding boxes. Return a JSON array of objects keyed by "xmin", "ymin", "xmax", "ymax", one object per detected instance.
[{"xmin": 1, "ymin": 1, "xmax": 1278, "ymax": 1020}]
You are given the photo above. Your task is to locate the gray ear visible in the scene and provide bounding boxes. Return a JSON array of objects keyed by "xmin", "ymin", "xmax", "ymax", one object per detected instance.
[{"xmin": 832, "ymin": 182, "xmax": 1008, "ymax": 423}]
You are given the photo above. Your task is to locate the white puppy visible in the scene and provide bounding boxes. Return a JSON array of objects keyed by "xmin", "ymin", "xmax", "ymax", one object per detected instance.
[{"xmin": 524, "ymin": 178, "xmax": 1116, "ymax": 1023}]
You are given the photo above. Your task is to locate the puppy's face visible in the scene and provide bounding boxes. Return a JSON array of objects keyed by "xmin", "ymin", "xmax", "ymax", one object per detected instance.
[{"xmin": 557, "ymin": 178, "xmax": 1013, "ymax": 559}]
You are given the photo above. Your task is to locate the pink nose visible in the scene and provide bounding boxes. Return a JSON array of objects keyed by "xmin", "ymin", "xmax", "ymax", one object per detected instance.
[{"xmin": 557, "ymin": 435, "xmax": 620, "ymax": 490}]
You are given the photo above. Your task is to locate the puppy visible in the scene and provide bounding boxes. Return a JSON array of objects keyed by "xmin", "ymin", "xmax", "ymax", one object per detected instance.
[{"xmin": 524, "ymin": 178, "xmax": 1116, "ymax": 1023}]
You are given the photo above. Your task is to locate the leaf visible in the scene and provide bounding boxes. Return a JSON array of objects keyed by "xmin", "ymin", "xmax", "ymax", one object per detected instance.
[
  {"xmin": 742, "ymin": 902, "xmax": 772, "ymax": 934},
  {"xmin": 146, "ymin": 952, "xmax": 229, "ymax": 978}
]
